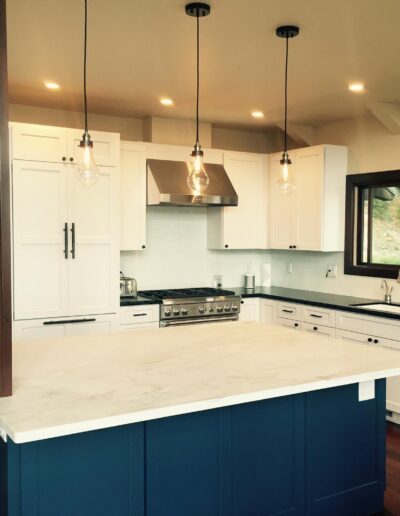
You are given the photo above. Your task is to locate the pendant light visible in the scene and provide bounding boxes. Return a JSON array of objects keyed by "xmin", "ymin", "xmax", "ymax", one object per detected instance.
[
  {"xmin": 185, "ymin": 3, "xmax": 211, "ymax": 194},
  {"xmin": 77, "ymin": 0, "xmax": 100, "ymax": 186},
  {"xmin": 276, "ymin": 25, "xmax": 299, "ymax": 196}
]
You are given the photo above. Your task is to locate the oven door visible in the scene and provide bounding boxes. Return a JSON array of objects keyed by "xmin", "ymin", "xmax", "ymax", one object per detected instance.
[{"xmin": 160, "ymin": 314, "xmax": 239, "ymax": 327}]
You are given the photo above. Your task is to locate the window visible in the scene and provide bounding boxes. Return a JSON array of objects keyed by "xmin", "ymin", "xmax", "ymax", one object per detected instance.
[{"xmin": 345, "ymin": 171, "xmax": 400, "ymax": 278}]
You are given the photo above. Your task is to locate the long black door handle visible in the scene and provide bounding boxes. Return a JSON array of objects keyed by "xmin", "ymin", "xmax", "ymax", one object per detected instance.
[
  {"xmin": 43, "ymin": 318, "xmax": 96, "ymax": 326},
  {"xmin": 309, "ymin": 314, "xmax": 322, "ymax": 318},
  {"xmin": 70, "ymin": 223, "xmax": 76, "ymax": 259},
  {"xmin": 63, "ymin": 223, "xmax": 68, "ymax": 259}
]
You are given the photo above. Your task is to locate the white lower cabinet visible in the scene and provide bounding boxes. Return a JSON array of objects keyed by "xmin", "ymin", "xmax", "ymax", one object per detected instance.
[
  {"xmin": 239, "ymin": 298, "xmax": 260, "ymax": 321},
  {"xmin": 14, "ymin": 314, "xmax": 118, "ymax": 342},
  {"xmin": 302, "ymin": 322, "xmax": 335, "ymax": 338},
  {"xmin": 118, "ymin": 305, "xmax": 160, "ymax": 331},
  {"xmin": 278, "ymin": 317, "xmax": 301, "ymax": 330},
  {"xmin": 259, "ymin": 299, "xmax": 278, "ymax": 325}
]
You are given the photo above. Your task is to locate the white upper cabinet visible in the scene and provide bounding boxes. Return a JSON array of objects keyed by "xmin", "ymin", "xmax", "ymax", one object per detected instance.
[
  {"xmin": 10, "ymin": 123, "xmax": 68, "ymax": 163},
  {"xmin": 268, "ymin": 144, "xmax": 347, "ymax": 252},
  {"xmin": 207, "ymin": 151, "xmax": 268, "ymax": 249},
  {"xmin": 120, "ymin": 141, "xmax": 147, "ymax": 251},
  {"xmin": 10, "ymin": 123, "xmax": 119, "ymax": 167},
  {"xmin": 10, "ymin": 123, "xmax": 120, "ymax": 321}
]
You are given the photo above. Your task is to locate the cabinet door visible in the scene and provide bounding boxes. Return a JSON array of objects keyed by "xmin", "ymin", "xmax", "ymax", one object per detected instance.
[
  {"xmin": 64, "ymin": 316, "xmax": 117, "ymax": 336},
  {"xmin": 268, "ymin": 153, "xmax": 294, "ymax": 249},
  {"xmin": 10, "ymin": 123, "xmax": 67, "ymax": 163},
  {"xmin": 239, "ymin": 298, "xmax": 260, "ymax": 321},
  {"xmin": 13, "ymin": 320, "xmax": 66, "ymax": 341},
  {"xmin": 68, "ymin": 165, "xmax": 119, "ymax": 316},
  {"xmin": 221, "ymin": 152, "xmax": 267, "ymax": 249},
  {"xmin": 68, "ymin": 129, "xmax": 119, "ymax": 167},
  {"xmin": 259, "ymin": 299, "xmax": 277, "ymax": 325},
  {"xmin": 13, "ymin": 161, "xmax": 69, "ymax": 319},
  {"xmin": 120, "ymin": 142, "xmax": 146, "ymax": 251},
  {"xmin": 278, "ymin": 317, "xmax": 301, "ymax": 330},
  {"xmin": 293, "ymin": 147, "xmax": 324, "ymax": 250}
]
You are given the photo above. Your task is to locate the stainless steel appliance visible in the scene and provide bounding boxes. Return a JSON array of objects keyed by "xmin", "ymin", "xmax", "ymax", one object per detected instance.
[
  {"xmin": 146, "ymin": 159, "xmax": 238, "ymax": 207},
  {"xmin": 120, "ymin": 271, "xmax": 138, "ymax": 298},
  {"xmin": 138, "ymin": 288, "xmax": 241, "ymax": 327}
]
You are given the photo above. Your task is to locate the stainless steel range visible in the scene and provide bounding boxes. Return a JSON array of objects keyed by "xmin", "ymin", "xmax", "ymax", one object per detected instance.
[{"xmin": 138, "ymin": 288, "xmax": 241, "ymax": 327}]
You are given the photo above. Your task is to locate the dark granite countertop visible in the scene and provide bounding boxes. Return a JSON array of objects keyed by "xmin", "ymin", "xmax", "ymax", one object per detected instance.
[
  {"xmin": 120, "ymin": 296, "xmax": 161, "ymax": 307},
  {"xmin": 120, "ymin": 286, "xmax": 400, "ymax": 321},
  {"xmin": 232, "ymin": 286, "xmax": 400, "ymax": 321}
]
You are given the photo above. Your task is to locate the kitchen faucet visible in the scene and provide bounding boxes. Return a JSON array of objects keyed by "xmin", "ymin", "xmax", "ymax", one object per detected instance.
[{"xmin": 382, "ymin": 280, "xmax": 395, "ymax": 304}]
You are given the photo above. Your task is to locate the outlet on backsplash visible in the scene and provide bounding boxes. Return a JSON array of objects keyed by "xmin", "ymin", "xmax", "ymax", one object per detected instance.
[{"xmin": 326, "ymin": 265, "xmax": 338, "ymax": 278}]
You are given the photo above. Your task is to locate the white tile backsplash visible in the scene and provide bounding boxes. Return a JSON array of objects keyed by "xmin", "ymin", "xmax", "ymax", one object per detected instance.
[{"xmin": 120, "ymin": 207, "xmax": 270, "ymax": 290}]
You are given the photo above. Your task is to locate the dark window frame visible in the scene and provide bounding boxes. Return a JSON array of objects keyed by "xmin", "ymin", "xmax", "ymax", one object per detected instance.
[{"xmin": 345, "ymin": 170, "xmax": 400, "ymax": 279}]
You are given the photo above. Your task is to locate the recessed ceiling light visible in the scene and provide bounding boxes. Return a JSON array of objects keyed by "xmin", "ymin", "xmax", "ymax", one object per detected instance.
[
  {"xmin": 160, "ymin": 98, "xmax": 174, "ymax": 106},
  {"xmin": 44, "ymin": 81, "xmax": 60, "ymax": 90},
  {"xmin": 251, "ymin": 111, "xmax": 264, "ymax": 119},
  {"xmin": 348, "ymin": 83, "xmax": 365, "ymax": 93}
]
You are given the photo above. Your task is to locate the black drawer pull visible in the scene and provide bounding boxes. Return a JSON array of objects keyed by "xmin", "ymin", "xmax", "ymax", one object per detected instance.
[
  {"xmin": 313, "ymin": 326, "xmax": 318, "ymax": 331},
  {"xmin": 294, "ymin": 323, "xmax": 299, "ymax": 327},
  {"xmin": 374, "ymin": 339, "xmax": 379, "ymax": 344},
  {"xmin": 310, "ymin": 314, "xmax": 322, "ymax": 318},
  {"xmin": 368, "ymin": 338, "xmax": 373, "ymax": 343},
  {"xmin": 44, "ymin": 318, "xmax": 96, "ymax": 326},
  {"xmin": 282, "ymin": 309, "xmax": 294, "ymax": 314},
  {"xmin": 133, "ymin": 313, "xmax": 147, "ymax": 317}
]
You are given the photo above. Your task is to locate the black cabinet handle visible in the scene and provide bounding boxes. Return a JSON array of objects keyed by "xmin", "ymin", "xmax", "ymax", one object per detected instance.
[
  {"xmin": 225, "ymin": 244, "xmax": 229, "ymax": 248},
  {"xmin": 70, "ymin": 223, "xmax": 76, "ymax": 259},
  {"xmin": 63, "ymin": 223, "xmax": 68, "ymax": 259},
  {"xmin": 240, "ymin": 300, "xmax": 244, "ymax": 304},
  {"xmin": 282, "ymin": 309, "xmax": 294, "ymax": 314},
  {"xmin": 310, "ymin": 314, "xmax": 322, "ymax": 318},
  {"xmin": 62, "ymin": 156, "xmax": 67, "ymax": 162},
  {"xmin": 142, "ymin": 245, "xmax": 146, "ymax": 249},
  {"xmin": 374, "ymin": 339, "xmax": 379, "ymax": 344},
  {"xmin": 69, "ymin": 157, "xmax": 74, "ymax": 162},
  {"xmin": 44, "ymin": 318, "xmax": 96, "ymax": 326},
  {"xmin": 294, "ymin": 323, "xmax": 299, "ymax": 327},
  {"xmin": 289, "ymin": 245, "xmax": 293, "ymax": 249},
  {"xmin": 133, "ymin": 313, "xmax": 147, "ymax": 317},
  {"xmin": 313, "ymin": 326, "xmax": 318, "ymax": 331},
  {"xmin": 368, "ymin": 338, "xmax": 373, "ymax": 343},
  {"xmin": 293, "ymin": 245, "xmax": 297, "ymax": 249}
]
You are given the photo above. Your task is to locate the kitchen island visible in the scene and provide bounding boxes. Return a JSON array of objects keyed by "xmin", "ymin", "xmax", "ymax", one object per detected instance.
[{"xmin": 1, "ymin": 321, "xmax": 400, "ymax": 516}]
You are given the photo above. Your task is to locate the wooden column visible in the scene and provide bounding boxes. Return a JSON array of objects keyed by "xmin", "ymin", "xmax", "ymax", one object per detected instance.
[{"xmin": 0, "ymin": 0, "xmax": 12, "ymax": 396}]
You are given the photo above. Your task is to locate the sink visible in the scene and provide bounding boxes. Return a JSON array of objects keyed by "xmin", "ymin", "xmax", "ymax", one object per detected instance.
[{"xmin": 352, "ymin": 303, "xmax": 400, "ymax": 315}]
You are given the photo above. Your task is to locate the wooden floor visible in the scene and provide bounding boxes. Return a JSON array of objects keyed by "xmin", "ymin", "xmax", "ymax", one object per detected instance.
[{"xmin": 384, "ymin": 422, "xmax": 400, "ymax": 515}]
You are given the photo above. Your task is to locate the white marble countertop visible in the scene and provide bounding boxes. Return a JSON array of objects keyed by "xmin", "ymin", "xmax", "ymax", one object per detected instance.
[{"xmin": 2, "ymin": 321, "xmax": 400, "ymax": 444}]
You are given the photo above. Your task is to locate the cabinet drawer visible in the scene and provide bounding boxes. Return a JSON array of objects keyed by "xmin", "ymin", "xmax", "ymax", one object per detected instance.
[
  {"xmin": 278, "ymin": 317, "xmax": 301, "ymax": 330},
  {"xmin": 336, "ymin": 311, "xmax": 400, "ymax": 342},
  {"xmin": 302, "ymin": 322, "xmax": 335, "ymax": 338},
  {"xmin": 303, "ymin": 306, "xmax": 335, "ymax": 327},
  {"xmin": 335, "ymin": 328, "xmax": 400, "ymax": 349},
  {"xmin": 120, "ymin": 322, "xmax": 160, "ymax": 331},
  {"xmin": 278, "ymin": 302, "xmax": 304, "ymax": 321},
  {"xmin": 119, "ymin": 305, "xmax": 159, "ymax": 324}
]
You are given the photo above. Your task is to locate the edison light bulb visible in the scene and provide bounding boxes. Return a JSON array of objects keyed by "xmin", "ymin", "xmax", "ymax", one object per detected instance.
[
  {"xmin": 77, "ymin": 133, "xmax": 100, "ymax": 186},
  {"xmin": 278, "ymin": 152, "xmax": 295, "ymax": 196},
  {"xmin": 187, "ymin": 144, "xmax": 209, "ymax": 194}
]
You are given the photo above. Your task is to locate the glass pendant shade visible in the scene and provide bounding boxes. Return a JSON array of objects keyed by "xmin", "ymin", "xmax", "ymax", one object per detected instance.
[
  {"xmin": 78, "ymin": 133, "xmax": 100, "ymax": 186},
  {"xmin": 278, "ymin": 152, "xmax": 295, "ymax": 196},
  {"xmin": 187, "ymin": 143, "xmax": 209, "ymax": 194}
]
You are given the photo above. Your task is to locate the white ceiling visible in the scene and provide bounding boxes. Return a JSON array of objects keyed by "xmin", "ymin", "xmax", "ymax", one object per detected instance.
[{"xmin": 6, "ymin": 0, "xmax": 400, "ymax": 129}]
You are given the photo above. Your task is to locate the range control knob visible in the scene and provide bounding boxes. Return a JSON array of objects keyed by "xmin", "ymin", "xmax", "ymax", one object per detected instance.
[
  {"xmin": 224, "ymin": 305, "xmax": 231, "ymax": 312},
  {"xmin": 199, "ymin": 307, "xmax": 205, "ymax": 314},
  {"xmin": 232, "ymin": 305, "xmax": 239, "ymax": 312},
  {"xmin": 208, "ymin": 306, "xmax": 214, "ymax": 313},
  {"xmin": 164, "ymin": 308, "xmax": 172, "ymax": 317},
  {"xmin": 173, "ymin": 308, "xmax": 180, "ymax": 316},
  {"xmin": 181, "ymin": 307, "xmax": 188, "ymax": 316},
  {"xmin": 216, "ymin": 306, "xmax": 223, "ymax": 313}
]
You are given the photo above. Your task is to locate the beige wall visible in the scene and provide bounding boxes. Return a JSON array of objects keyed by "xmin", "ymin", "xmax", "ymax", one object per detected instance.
[
  {"xmin": 314, "ymin": 112, "xmax": 400, "ymax": 174},
  {"xmin": 9, "ymin": 103, "xmax": 285, "ymax": 153}
]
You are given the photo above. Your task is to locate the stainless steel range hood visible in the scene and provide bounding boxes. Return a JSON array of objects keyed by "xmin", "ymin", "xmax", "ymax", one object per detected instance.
[{"xmin": 147, "ymin": 159, "xmax": 238, "ymax": 207}]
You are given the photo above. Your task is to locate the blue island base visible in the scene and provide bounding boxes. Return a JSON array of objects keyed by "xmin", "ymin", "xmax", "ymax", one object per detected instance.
[{"xmin": 0, "ymin": 381, "xmax": 386, "ymax": 516}]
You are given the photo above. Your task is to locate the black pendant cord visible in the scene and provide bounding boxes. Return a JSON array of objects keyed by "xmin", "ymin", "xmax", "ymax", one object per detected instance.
[
  {"xmin": 284, "ymin": 35, "xmax": 289, "ymax": 155},
  {"xmin": 83, "ymin": 0, "xmax": 88, "ymax": 134},
  {"xmin": 195, "ymin": 14, "xmax": 200, "ymax": 147}
]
